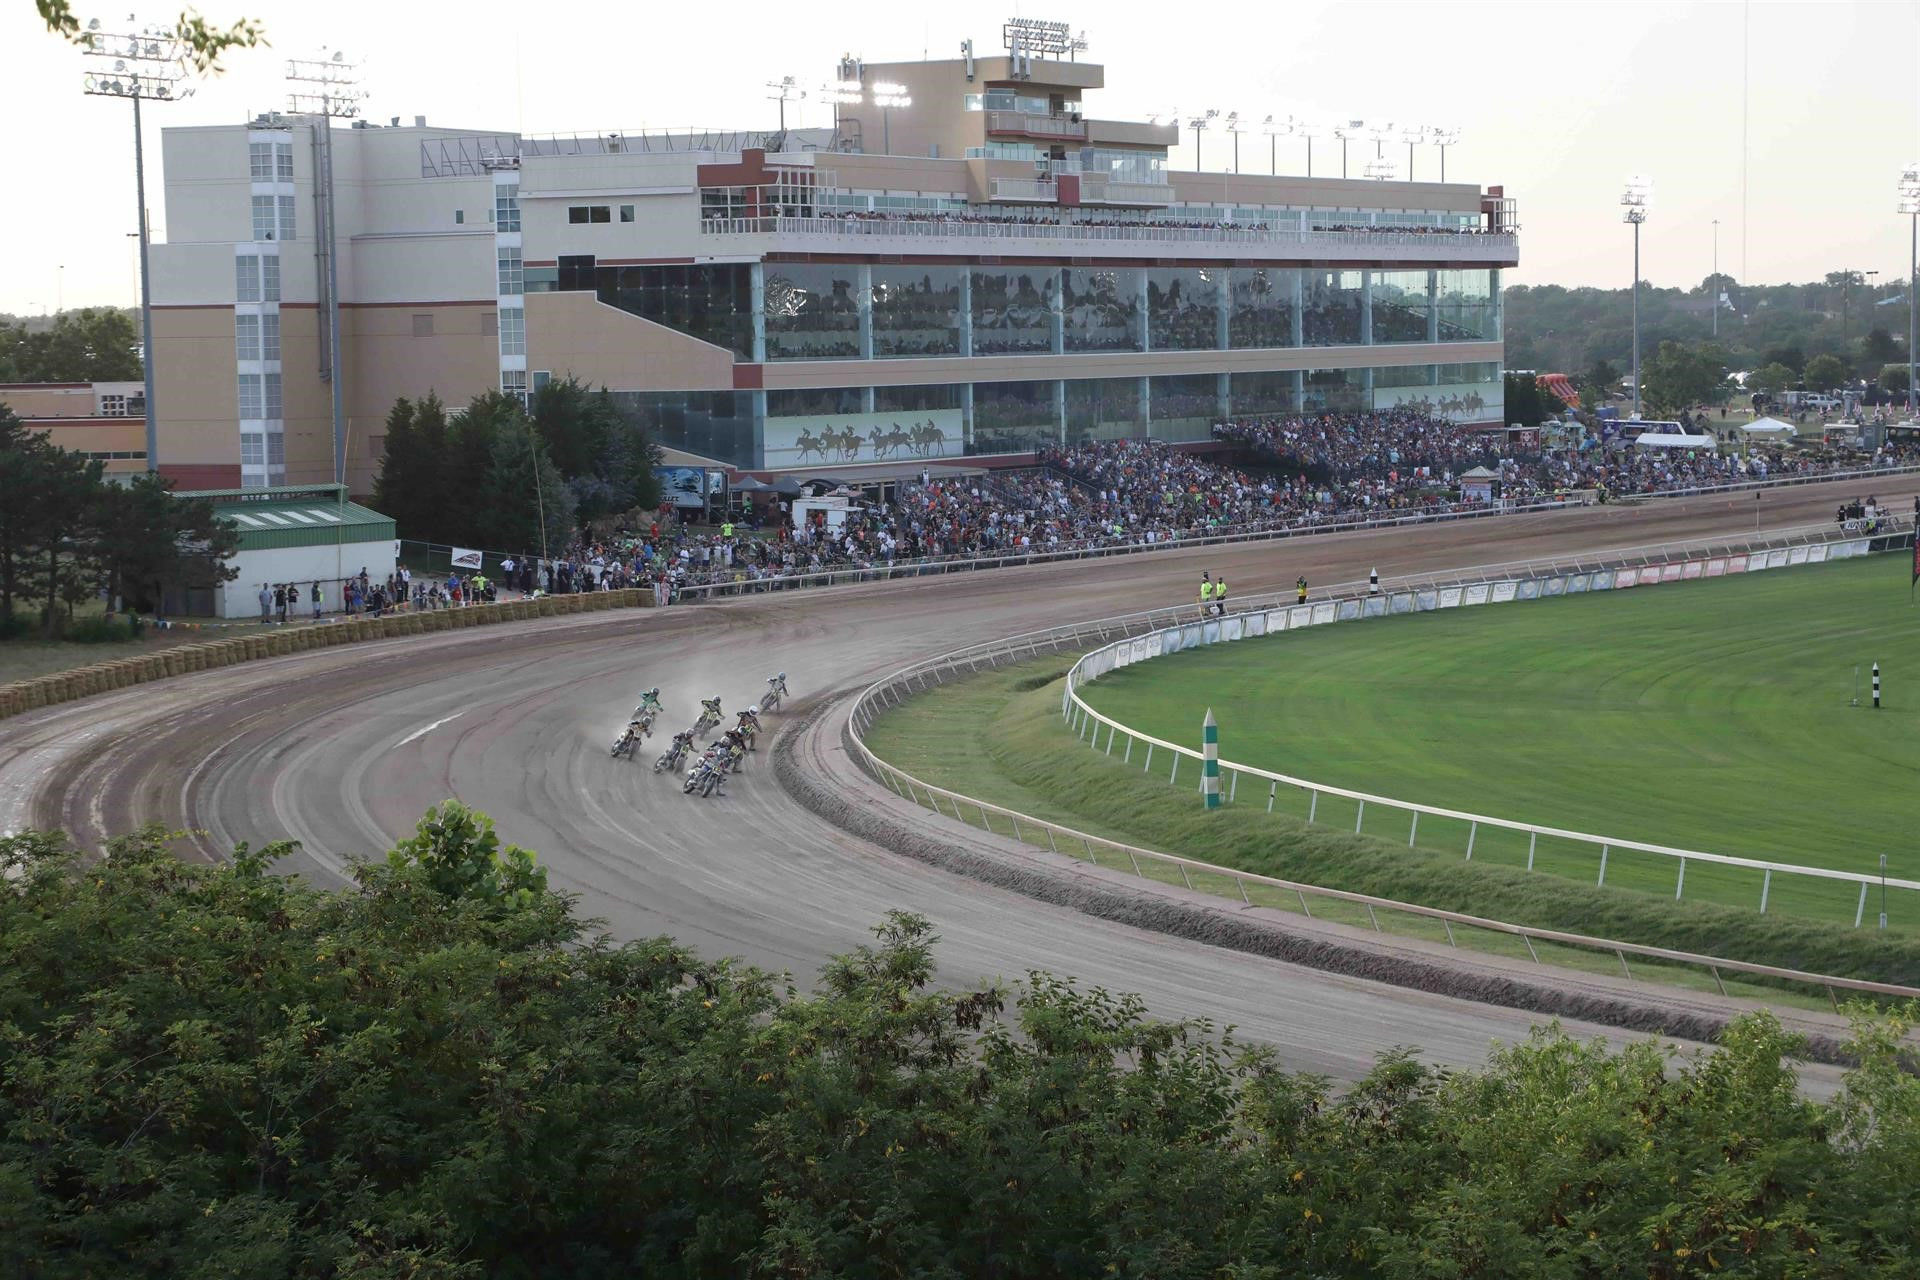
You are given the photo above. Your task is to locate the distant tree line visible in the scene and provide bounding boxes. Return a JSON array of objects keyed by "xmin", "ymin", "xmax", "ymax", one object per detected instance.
[
  {"xmin": 372, "ymin": 378, "xmax": 663, "ymax": 553},
  {"xmin": 0, "ymin": 406, "xmax": 238, "ymax": 636},
  {"xmin": 1506, "ymin": 272, "xmax": 1914, "ymax": 395},
  {"xmin": 2, "ymin": 801, "xmax": 1918, "ymax": 1278},
  {"xmin": 0, "ymin": 308, "xmax": 142, "ymax": 383}
]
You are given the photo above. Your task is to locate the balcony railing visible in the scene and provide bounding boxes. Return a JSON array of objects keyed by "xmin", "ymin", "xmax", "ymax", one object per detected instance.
[
  {"xmin": 699, "ymin": 215, "xmax": 1518, "ymax": 261},
  {"xmin": 986, "ymin": 110, "xmax": 1087, "ymax": 140},
  {"xmin": 1080, "ymin": 177, "xmax": 1176, "ymax": 207},
  {"xmin": 988, "ymin": 178, "xmax": 1058, "ymax": 202}
]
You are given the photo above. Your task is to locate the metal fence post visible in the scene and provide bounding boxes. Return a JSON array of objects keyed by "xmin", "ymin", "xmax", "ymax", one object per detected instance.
[
  {"xmin": 1296, "ymin": 889, "xmax": 1312, "ymax": 917},
  {"xmin": 1856, "ymin": 882, "xmax": 1869, "ymax": 928},
  {"xmin": 1366, "ymin": 904, "xmax": 1381, "ymax": 931},
  {"xmin": 1170, "ymin": 756, "xmax": 1180, "ymax": 786},
  {"xmin": 1759, "ymin": 868, "xmax": 1771, "ymax": 914},
  {"xmin": 1521, "ymin": 934, "xmax": 1540, "ymax": 964},
  {"xmin": 1442, "ymin": 920, "xmax": 1457, "ymax": 947},
  {"xmin": 1675, "ymin": 857, "xmax": 1686, "ymax": 900},
  {"xmin": 1143, "ymin": 743, "xmax": 1154, "ymax": 772},
  {"xmin": 1597, "ymin": 845, "xmax": 1609, "ymax": 886},
  {"xmin": 1527, "ymin": 830, "xmax": 1537, "ymax": 871},
  {"xmin": 1268, "ymin": 781, "xmax": 1278, "ymax": 813},
  {"xmin": 1616, "ymin": 950, "xmax": 1632, "ymax": 981},
  {"xmin": 1354, "ymin": 799, "xmax": 1365, "ymax": 833},
  {"xmin": 1465, "ymin": 821, "xmax": 1477, "ymax": 861},
  {"xmin": 1308, "ymin": 790, "xmax": 1318, "ymax": 823},
  {"xmin": 1124, "ymin": 734, "xmax": 1133, "ymax": 764},
  {"xmin": 1408, "ymin": 811, "xmax": 1419, "ymax": 846}
]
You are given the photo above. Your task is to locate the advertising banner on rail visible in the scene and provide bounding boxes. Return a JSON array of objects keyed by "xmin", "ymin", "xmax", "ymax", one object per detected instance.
[
  {"xmin": 762, "ymin": 409, "xmax": 965, "ymax": 469},
  {"xmin": 449, "ymin": 547, "xmax": 483, "ymax": 571}
]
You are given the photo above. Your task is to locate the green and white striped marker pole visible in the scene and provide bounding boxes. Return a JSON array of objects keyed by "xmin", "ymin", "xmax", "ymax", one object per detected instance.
[{"xmin": 1202, "ymin": 708, "xmax": 1221, "ymax": 809}]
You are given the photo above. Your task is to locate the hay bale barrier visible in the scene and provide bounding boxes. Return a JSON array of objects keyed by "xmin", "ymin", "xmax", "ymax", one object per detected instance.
[{"xmin": 0, "ymin": 588, "xmax": 653, "ymax": 722}]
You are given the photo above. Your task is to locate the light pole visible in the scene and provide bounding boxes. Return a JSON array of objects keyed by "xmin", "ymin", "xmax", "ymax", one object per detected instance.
[
  {"xmin": 1622, "ymin": 175, "xmax": 1652, "ymax": 421},
  {"xmin": 1400, "ymin": 123, "xmax": 1427, "ymax": 181},
  {"xmin": 1711, "ymin": 219, "xmax": 1720, "ymax": 337},
  {"xmin": 1900, "ymin": 165, "xmax": 1920, "ymax": 416},
  {"xmin": 1225, "ymin": 111, "xmax": 1245, "ymax": 174},
  {"xmin": 1298, "ymin": 120, "xmax": 1324, "ymax": 178},
  {"xmin": 1334, "ymin": 120, "xmax": 1366, "ymax": 179},
  {"xmin": 871, "ymin": 82, "xmax": 911, "ymax": 155},
  {"xmin": 1431, "ymin": 126, "xmax": 1460, "ymax": 182},
  {"xmin": 765, "ymin": 76, "xmax": 805, "ymax": 132},
  {"xmin": 289, "ymin": 51, "xmax": 366, "ymax": 488},
  {"xmin": 820, "ymin": 79, "xmax": 862, "ymax": 145},
  {"xmin": 81, "ymin": 18, "xmax": 191, "ymax": 477},
  {"xmin": 1187, "ymin": 110, "xmax": 1218, "ymax": 171},
  {"xmin": 1260, "ymin": 114, "xmax": 1284, "ymax": 175}
]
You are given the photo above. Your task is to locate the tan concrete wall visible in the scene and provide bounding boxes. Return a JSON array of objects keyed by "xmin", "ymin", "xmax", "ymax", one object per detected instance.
[
  {"xmin": 525, "ymin": 291, "xmax": 736, "ymax": 390},
  {"xmin": 339, "ymin": 303, "xmax": 501, "ymax": 492},
  {"xmin": 831, "ymin": 152, "xmax": 971, "ymax": 195},
  {"xmin": 1166, "ymin": 170, "xmax": 1485, "ymax": 213},
  {"xmin": 27, "ymin": 419, "xmax": 147, "ymax": 471},
  {"xmin": 759, "ymin": 341, "xmax": 1502, "ymax": 390},
  {"xmin": 151, "ymin": 306, "xmax": 239, "ymax": 467},
  {"xmin": 0, "ymin": 385, "xmax": 95, "ymax": 417}
]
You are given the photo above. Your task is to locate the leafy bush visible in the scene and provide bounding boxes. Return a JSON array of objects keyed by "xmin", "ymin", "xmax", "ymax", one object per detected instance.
[
  {"xmin": 3, "ymin": 804, "xmax": 1919, "ymax": 1278},
  {"xmin": 61, "ymin": 615, "xmax": 137, "ymax": 643}
]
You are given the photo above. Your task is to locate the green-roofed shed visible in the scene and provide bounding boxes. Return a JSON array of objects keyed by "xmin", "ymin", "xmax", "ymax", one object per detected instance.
[{"xmin": 174, "ymin": 484, "xmax": 400, "ymax": 618}]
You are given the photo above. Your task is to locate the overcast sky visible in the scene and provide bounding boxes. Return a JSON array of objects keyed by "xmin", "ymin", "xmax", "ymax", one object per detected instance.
[{"xmin": 6, "ymin": 0, "xmax": 1919, "ymax": 314}]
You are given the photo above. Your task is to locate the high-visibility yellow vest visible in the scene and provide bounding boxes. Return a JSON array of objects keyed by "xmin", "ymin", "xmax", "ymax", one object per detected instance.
[
  {"xmin": 1215, "ymin": 578, "xmax": 1227, "ymax": 598},
  {"xmin": 1199, "ymin": 581, "xmax": 1214, "ymax": 602},
  {"xmin": 722, "ymin": 522, "xmax": 735, "ymax": 538}
]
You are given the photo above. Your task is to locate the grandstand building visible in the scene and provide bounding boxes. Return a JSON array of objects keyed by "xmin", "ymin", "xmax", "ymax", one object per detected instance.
[{"xmin": 147, "ymin": 36, "xmax": 1516, "ymax": 492}]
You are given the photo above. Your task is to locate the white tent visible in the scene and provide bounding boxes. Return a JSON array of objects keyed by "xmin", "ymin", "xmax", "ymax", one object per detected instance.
[
  {"xmin": 1634, "ymin": 431, "xmax": 1718, "ymax": 450},
  {"xmin": 1739, "ymin": 416, "xmax": 1798, "ymax": 437}
]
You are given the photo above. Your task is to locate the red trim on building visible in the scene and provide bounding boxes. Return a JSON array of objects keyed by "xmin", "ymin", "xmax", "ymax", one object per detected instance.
[
  {"xmin": 0, "ymin": 381, "xmax": 91, "ymax": 391},
  {"xmin": 731, "ymin": 364, "xmax": 764, "ymax": 390},
  {"xmin": 160, "ymin": 462, "xmax": 242, "ymax": 489},
  {"xmin": 1056, "ymin": 174, "xmax": 1081, "ymax": 207}
]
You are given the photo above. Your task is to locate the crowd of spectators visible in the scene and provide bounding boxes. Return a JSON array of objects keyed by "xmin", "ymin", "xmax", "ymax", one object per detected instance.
[{"xmin": 388, "ymin": 412, "xmax": 1920, "ymax": 603}]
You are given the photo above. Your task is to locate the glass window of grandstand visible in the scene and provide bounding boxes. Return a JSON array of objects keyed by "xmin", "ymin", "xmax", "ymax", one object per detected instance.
[
  {"xmin": 1435, "ymin": 270, "xmax": 1495, "ymax": 341},
  {"xmin": 235, "ymin": 314, "xmax": 260, "ymax": 362},
  {"xmin": 1230, "ymin": 268, "xmax": 1296, "ymax": 349},
  {"xmin": 261, "ymin": 255, "xmax": 280, "ymax": 301},
  {"xmin": 610, "ymin": 390, "xmax": 756, "ymax": 467},
  {"xmin": 237, "ymin": 373, "xmax": 263, "ymax": 420},
  {"xmin": 1147, "ymin": 268, "xmax": 1221, "ymax": 351},
  {"xmin": 248, "ymin": 141, "xmax": 292, "ymax": 181},
  {"xmin": 250, "ymin": 196, "xmax": 278, "ymax": 241},
  {"xmin": 1302, "ymin": 271, "xmax": 1363, "ymax": 346},
  {"xmin": 875, "ymin": 384, "xmax": 963, "ymax": 415},
  {"xmin": 1062, "ymin": 268, "xmax": 1142, "ymax": 353},
  {"xmin": 1303, "ymin": 368, "xmax": 1368, "ymax": 413},
  {"xmin": 1229, "ymin": 371, "xmax": 1298, "ymax": 417},
  {"xmin": 971, "ymin": 268, "xmax": 1055, "ymax": 355},
  {"xmin": 973, "ymin": 380, "xmax": 1059, "ymax": 454},
  {"xmin": 498, "ymin": 247, "xmax": 523, "ymax": 295},
  {"xmin": 1371, "ymin": 270, "xmax": 1432, "ymax": 344},
  {"xmin": 596, "ymin": 263, "xmax": 752, "ymax": 358},
  {"xmin": 764, "ymin": 264, "xmax": 860, "ymax": 359},
  {"xmin": 494, "ymin": 184, "xmax": 521, "ymax": 232},
  {"xmin": 499, "ymin": 309, "xmax": 526, "ymax": 356},
  {"xmin": 1066, "ymin": 378, "xmax": 1143, "ymax": 444},
  {"xmin": 568, "ymin": 205, "xmax": 612, "ymax": 224},
  {"xmin": 1150, "ymin": 375, "xmax": 1219, "ymax": 442},
  {"xmin": 871, "ymin": 266, "xmax": 961, "ymax": 358},
  {"xmin": 1372, "ymin": 364, "xmax": 1437, "ymax": 415}
]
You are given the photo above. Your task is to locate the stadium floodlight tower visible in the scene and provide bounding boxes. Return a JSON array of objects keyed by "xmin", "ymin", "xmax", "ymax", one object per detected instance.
[
  {"xmin": 765, "ymin": 75, "xmax": 805, "ymax": 131},
  {"xmin": 870, "ymin": 81, "xmax": 911, "ymax": 155},
  {"xmin": 1622, "ymin": 175, "xmax": 1653, "ymax": 420},
  {"xmin": 1224, "ymin": 111, "xmax": 1249, "ymax": 173},
  {"xmin": 1259, "ymin": 114, "xmax": 1290, "ymax": 175},
  {"xmin": 1187, "ymin": 109, "xmax": 1218, "ymax": 170},
  {"xmin": 1333, "ymin": 119, "xmax": 1366, "ymax": 179},
  {"xmin": 1363, "ymin": 155, "xmax": 1398, "ymax": 182},
  {"xmin": 1297, "ymin": 119, "xmax": 1325, "ymax": 177},
  {"xmin": 1900, "ymin": 164, "xmax": 1920, "ymax": 415},
  {"xmin": 1399, "ymin": 123, "xmax": 1427, "ymax": 180},
  {"xmin": 1431, "ymin": 126, "xmax": 1460, "ymax": 181},
  {"xmin": 80, "ymin": 15, "xmax": 193, "ymax": 476},
  {"xmin": 288, "ymin": 49, "xmax": 366, "ymax": 486}
]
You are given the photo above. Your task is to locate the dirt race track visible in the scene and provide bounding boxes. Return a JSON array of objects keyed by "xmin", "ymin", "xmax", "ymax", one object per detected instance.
[{"xmin": 4, "ymin": 474, "xmax": 1917, "ymax": 1087}]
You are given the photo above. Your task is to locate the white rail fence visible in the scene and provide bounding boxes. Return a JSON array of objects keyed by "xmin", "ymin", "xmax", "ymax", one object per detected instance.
[
  {"xmin": 841, "ymin": 525, "xmax": 1920, "ymax": 1007},
  {"xmin": 1063, "ymin": 528, "xmax": 1920, "ymax": 928}
]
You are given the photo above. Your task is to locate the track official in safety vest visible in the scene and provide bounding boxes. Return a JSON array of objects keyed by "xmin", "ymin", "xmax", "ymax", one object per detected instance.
[
  {"xmin": 1296, "ymin": 575, "xmax": 1308, "ymax": 604},
  {"xmin": 721, "ymin": 521, "xmax": 734, "ymax": 539},
  {"xmin": 1212, "ymin": 573, "xmax": 1227, "ymax": 616},
  {"xmin": 1198, "ymin": 574, "xmax": 1214, "ymax": 617}
]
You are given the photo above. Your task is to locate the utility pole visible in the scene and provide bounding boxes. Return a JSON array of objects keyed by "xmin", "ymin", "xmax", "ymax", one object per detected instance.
[{"xmin": 1623, "ymin": 177, "xmax": 1652, "ymax": 420}]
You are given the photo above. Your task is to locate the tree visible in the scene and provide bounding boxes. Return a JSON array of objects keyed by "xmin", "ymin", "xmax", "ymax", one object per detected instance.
[
  {"xmin": 5, "ymin": 809, "xmax": 1920, "ymax": 1279},
  {"xmin": 532, "ymin": 377, "xmax": 664, "ymax": 528},
  {"xmin": 35, "ymin": 0, "xmax": 265, "ymax": 73},
  {"xmin": 372, "ymin": 394, "xmax": 453, "ymax": 543},
  {"xmin": 1582, "ymin": 359, "xmax": 1621, "ymax": 396},
  {"xmin": 0, "ymin": 308, "xmax": 141, "ymax": 383},
  {"xmin": 1879, "ymin": 364, "xmax": 1911, "ymax": 395},
  {"xmin": 92, "ymin": 474, "xmax": 240, "ymax": 614},
  {"xmin": 1749, "ymin": 362, "xmax": 1797, "ymax": 396},
  {"xmin": 1640, "ymin": 340, "xmax": 1729, "ymax": 416},
  {"xmin": 482, "ymin": 405, "xmax": 576, "ymax": 557},
  {"xmin": 1803, "ymin": 353, "xmax": 1849, "ymax": 391}
]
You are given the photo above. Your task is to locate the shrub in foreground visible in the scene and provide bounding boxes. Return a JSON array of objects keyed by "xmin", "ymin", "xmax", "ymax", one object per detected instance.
[{"xmin": 2, "ymin": 803, "xmax": 1918, "ymax": 1278}]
